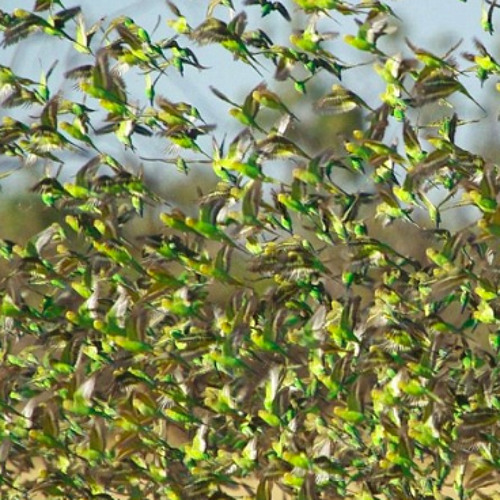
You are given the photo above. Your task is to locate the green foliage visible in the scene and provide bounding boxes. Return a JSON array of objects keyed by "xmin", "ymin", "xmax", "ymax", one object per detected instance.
[{"xmin": 2, "ymin": 1, "xmax": 500, "ymax": 499}]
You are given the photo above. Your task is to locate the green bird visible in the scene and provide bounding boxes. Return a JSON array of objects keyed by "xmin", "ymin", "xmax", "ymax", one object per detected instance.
[
  {"xmin": 160, "ymin": 209, "xmax": 194, "ymax": 234},
  {"xmin": 92, "ymin": 240, "xmax": 143, "ymax": 272},
  {"xmin": 106, "ymin": 16, "xmax": 167, "ymax": 78},
  {"xmin": 207, "ymin": 0, "xmax": 235, "ymax": 16},
  {"xmin": 252, "ymin": 83, "xmax": 298, "ymax": 119},
  {"xmin": 344, "ymin": 9, "xmax": 394, "ymax": 55},
  {"xmin": 315, "ymin": 84, "xmax": 372, "ymax": 115},
  {"xmin": 406, "ymin": 37, "xmax": 462, "ymax": 72},
  {"xmin": 0, "ymin": 117, "xmax": 30, "ymax": 158},
  {"xmin": 162, "ymin": 39, "xmax": 208, "ymax": 75},
  {"xmin": 292, "ymin": 0, "xmax": 349, "ymax": 13},
  {"xmin": 60, "ymin": 117, "xmax": 97, "ymax": 149},
  {"xmin": 0, "ymin": 64, "xmax": 42, "ymax": 107},
  {"xmin": 0, "ymin": 7, "xmax": 80, "ymax": 46},
  {"xmin": 463, "ymin": 38, "xmax": 500, "ymax": 85},
  {"xmin": 290, "ymin": 29, "xmax": 322, "ymax": 53},
  {"xmin": 138, "ymin": 234, "xmax": 199, "ymax": 262},
  {"xmin": 166, "ymin": 1, "xmax": 192, "ymax": 34},
  {"xmin": 73, "ymin": 12, "xmax": 103, "ymax": 54},
  {"xmin": 289, "ymin": 18, "xmax": 337, "ymax": 54},
  {"xmin": 0, "ymin": 64, "xmax": 36, "ymax": 91},
  {"xmin": 250, "ymin": 327, "xmax": 287, "ymax": 354},
  {"xmin": 242, "ymin": 27, "xmax": 274, "ymax": 53},
  {"xmin": 244, "ymin": 0, "xmax": 291, "ymax": 21},
  {"xmin": 19, "ymin": 95, "xmax": 81, "ymax": 160},
  {"xmin": 210, "ymin": 85, "xmax": 265, "ymax": 132},
  {"xmin": 31, "ymin": 177, "xmax": 68, "ymax": 207},
  {"xmin": 164, "ymin": 123, "xmax": 215, "ymax": 153},
  {"xmin": 65, "ymin": 49, "xmax": 129, "ymax": 116},
  {"xmin": 257, "ymin": 134, "xmax": 310, "ymax": 160},
  {"xmin": 190, "ymin": 13, "xmax": 262, "ymax": 72},
  {"xmin": 95, "ymin": 119, "xmax": 146, "ymax": 150},
  {"xmin": 156, "ymin": 96, "xmax": 203, "ymax": 126},
  {"xmin": 410, "ymin": 68, "xmax": 485, "ymax": 111}
]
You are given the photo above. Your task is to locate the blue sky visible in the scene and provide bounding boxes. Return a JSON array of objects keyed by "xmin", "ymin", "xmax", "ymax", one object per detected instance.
[{"xmin": 1, "ymin": 0, "xmax": 499, "ymax": 191}]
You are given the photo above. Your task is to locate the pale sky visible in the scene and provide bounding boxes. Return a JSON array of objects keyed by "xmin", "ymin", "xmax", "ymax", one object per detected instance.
[
  {"xmin": 1, "ymin": 0, "xmax": 499, "ymax": 183},
  {"xmin": 1, "ymin": 0, "xmax": 498, "ymax": 136}
]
